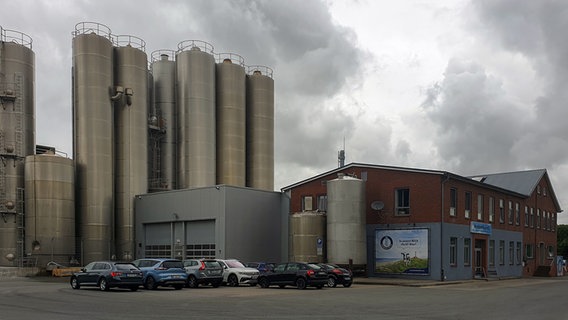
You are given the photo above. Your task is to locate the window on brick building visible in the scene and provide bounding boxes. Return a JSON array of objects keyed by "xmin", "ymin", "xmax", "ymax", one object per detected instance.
[
  {"xmin": 450, "ymin": 237, "xmax": 457, "ymax": 266},
  {"xmin": 516, "ymin": 242, "xmax": 522, "ymax": 265},
  {"xmin": 509, "ymin": 241, "xmax": 514, "ymax": 265},
  {"xmin": 477, "ymin": 194, "xmax": 484, "ymax": 221},
  {"xmin": 489, "ymin": 197, "xmax": 495, "ymax": 223},
  {"xmin": 537, "ymin": 209, "xmax": 540, "ymax": 229},
  {"xmin": 317, "ymin": 195, "xmax": 327, "ymax": 212},
  {"xmin": 499, "ymin": 240, "xmax": 505, "ymax": 265},
  {"xmin": 508, "ymin": 201, "xmax": 513, "ymax": 225},
  {"xmin": 465, "ymin": 192, "xmax": 471, "ymax": 219},
  {"xmin": 525, "ymin": 244, "xmax": 534, "ymax": 259},
  {"xmin": 552, "ymin": 213, "xmax": 556, "ymax": 231},
  {"xmin": 499, "ymin": 199, "xmax": 504, "ymax": 223},
  {"xmin": 450, "ymin": 188, "xmax": 457, "ymax": 216},
  {"xmin": 464, "ymin": 238, "xmax": 471, "ymax": 266},
  {"xmin": 524, "ymin": 206, "xmax": 529, "ymax": 227},
  {"xmin": 515, "ymin": 202, "xmax": 520, "ymax": 226},
  {"xmin": 395, "ymin": 188, "xmax": 410, "ymax": 216},
  {"xmin": 301, "ymin": 195, "xmax": 313, "ymax": 211},
  {"xmin": 530, "ymin": 208, "xmax": 534, "ymax": 228}
]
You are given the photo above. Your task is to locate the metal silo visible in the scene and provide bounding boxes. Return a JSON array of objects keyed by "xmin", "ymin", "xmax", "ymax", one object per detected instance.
[
  {"xmin": 246, "ymin": 66, "xmax": 274, "ymax": 191},
  {"xmin": 150, "ymin": 50, "xmax": 176, "ymax": 191},
  {"xmin": 113, "ymin": 35, "xmax": 148, "ymax": 261},
  {"xmin": 0, "ymin": 27, "xmax": 35, "ymax": 266},
  {"xmin": 216, "ymin": 54, "xmax": 246, "ymax": 186},
  {"xmin": 326, "ymin": 173, "xmax": 366, "ymax": 266},
  {"xmin": 289, "ymin": 212, "xmax": 326, "ymax": 263},
  {"xmin": 24, "ymin": 153, "xmax": 75, "ymax": 268},
  {"xmin": 72, "ymin": 22, "xmax": 114, "ymax": 263},
  {"xmin": 176, "ymin": 41, "xmax": 216, "ymax": 188}
]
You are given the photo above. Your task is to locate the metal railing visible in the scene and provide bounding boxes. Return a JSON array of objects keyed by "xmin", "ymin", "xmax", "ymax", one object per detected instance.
[{"xmin": 0, "ymin": 26, "xmax": 33, "ymax": 49}]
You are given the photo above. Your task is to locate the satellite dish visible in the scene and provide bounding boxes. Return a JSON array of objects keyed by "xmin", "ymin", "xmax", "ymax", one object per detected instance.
[{"xmin": 371, "ymin": 201, "xmax": 384, "ymax": 210}]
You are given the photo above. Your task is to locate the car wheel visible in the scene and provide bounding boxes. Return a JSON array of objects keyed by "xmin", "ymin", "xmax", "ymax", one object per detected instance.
[
  {"xmin": 228, "ymin": 274, "xmax": 239, "ymax": 287},
  {"xmin": 327, "ymin": 276, "xmax": 337, "ymax": 288},
  {"xmin": 258, "ymin": 277, "xmax": 270, "ymax": 288},
  {"xmin": 130, "ymin": 286, "xmax": 139, "ymax": 291},
  {"xmin": 70, "ymin": 277, "xmax": 80, "ymax": 290},
  {"xmin": 343, "ymin": 282, "xmax": 353, "ymax": 288},
  {"xmin": 295, "ymin": 277, "xmax": 307, "ymax": 290},
  {"xmin": 173, "ymin": 284, "xmax": 183, "ymax": 290},
  {"xmin": 188, "ymin": 275, "xmax": 198, "ymax": 288},
  {"xmin": 99, "ymin": 278, "xmax": 109, "ymax": 291},
  {"xmin": 145, "ymin": 276, "xmax": 157, "ymax": 290}
]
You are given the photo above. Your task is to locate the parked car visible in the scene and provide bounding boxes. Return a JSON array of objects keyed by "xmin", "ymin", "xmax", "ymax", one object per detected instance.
[
  {"xmin": 244, "ymin": 262, "xmax": 276, "ymax": 274},
  {"xmin": 317, "ymin": 263, "xmax": 353, "ymax": 288},
  {"xmin": 183, "ymin": 259, "xmax": 223, "ymax": 288},
  {"xmin": 131, "ymin": 258, "xmax": 187, "ymax": 290},
  {"xmin": 216, "ymin": 259, "xmax": 260, "ymax": 287},
  {"xmin": 70, "ymin": 261, "xmax": 143, "ymax": 291},
  {"xmin": 257, "ymin": 262, "xmax": 328, "ymax": 290}
]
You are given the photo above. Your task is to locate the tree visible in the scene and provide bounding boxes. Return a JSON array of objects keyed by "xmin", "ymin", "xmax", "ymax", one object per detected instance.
[{"xmin": 557, "ymin": 225, "xmax": 568, "ymax": 258}]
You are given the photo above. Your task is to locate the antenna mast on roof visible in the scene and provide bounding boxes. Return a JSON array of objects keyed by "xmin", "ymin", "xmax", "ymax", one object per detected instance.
[{"xmin": 338, "ymin": 137, "xmax": 345, "ymax": 167}]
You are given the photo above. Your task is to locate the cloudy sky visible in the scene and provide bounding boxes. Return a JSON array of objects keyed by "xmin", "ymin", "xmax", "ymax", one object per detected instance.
[{"xmin": 2, "ymin": 0, "xmax": 567, "ymax": 222}]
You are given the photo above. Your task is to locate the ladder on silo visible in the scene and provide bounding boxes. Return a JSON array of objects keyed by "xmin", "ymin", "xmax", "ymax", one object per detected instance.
[
  {"xmin": 15, "ymin": 188, "xmax": 24, "ymax": 268},
  {"xmin": 13, "ymin": 73, "xmax": 23, "ymax": 157}
]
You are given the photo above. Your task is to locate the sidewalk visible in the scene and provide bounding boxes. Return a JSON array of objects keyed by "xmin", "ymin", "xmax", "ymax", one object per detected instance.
[{"xmin": 354, "ymin": 277, "xmax": 473, "ymax": 287}]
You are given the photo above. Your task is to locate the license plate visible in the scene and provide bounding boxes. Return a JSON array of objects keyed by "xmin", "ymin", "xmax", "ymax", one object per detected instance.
[
  {"xmin": 127, "ymin": 273, "xmax": 139, "ymax": 277},
  {"xmin": 172, "ymin": 275, "xmax": 181, "ymax": 279},
  {"xmin": 344, "ymin": 277, "xmax": 351, "ymax": 281}
]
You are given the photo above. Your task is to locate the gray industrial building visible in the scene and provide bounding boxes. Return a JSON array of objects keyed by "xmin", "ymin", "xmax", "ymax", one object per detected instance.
[{"xmin": 134, "ymin": 185, "xmax": 288, "ymax": 263}]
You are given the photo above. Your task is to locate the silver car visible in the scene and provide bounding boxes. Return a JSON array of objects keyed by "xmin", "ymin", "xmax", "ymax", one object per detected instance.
[{"xmin": 183, "ymin": 259, "xmax": 224, "ymax": 288}]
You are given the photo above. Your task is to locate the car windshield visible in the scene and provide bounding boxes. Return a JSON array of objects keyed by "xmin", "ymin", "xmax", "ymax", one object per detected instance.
[{"xmin": 226, "ymin": 260, "xmax": 245, "ymax": 268}]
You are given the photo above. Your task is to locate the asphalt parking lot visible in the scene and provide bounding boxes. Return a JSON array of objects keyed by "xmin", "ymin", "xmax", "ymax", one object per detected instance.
[{"xmin": 1, "ymin": 276, "xmax": 567, "ymax": 320}]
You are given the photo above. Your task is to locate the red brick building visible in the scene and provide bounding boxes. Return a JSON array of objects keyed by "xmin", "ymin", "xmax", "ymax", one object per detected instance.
[{"xmin": 282, "ymin": 163, "xmax": 562, "ymax": 281}]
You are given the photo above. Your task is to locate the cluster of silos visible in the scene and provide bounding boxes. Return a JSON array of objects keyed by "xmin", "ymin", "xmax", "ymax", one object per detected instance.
[
  {"xmin": 149, "ymin": 42, "xmax": 274, "ymax": 191},
  {"xmin": 289, "ymin": 173, "xmax": 366, "ymax": 269},
  {"xmin": 0, "ymin": 26, "xmax": 36, "ymax": 266},
  {"xmin": 72, "ymin": 22, "xmax": 148, "ymax": 263}
]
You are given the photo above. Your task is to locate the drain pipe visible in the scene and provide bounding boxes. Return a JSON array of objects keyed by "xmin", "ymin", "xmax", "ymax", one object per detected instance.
[{"xmin": 441, "ymin": 173, "xmax": 450, "ymax": 281}]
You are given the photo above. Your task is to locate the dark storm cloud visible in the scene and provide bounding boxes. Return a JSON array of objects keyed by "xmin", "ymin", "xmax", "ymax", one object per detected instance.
[
  {"xmin": 423, "ymin": 0, "xmax": 568, "ymax": 175},
  {"xmin": 2, "ymin": 0, "xmax": 365, "ymax": 189}
]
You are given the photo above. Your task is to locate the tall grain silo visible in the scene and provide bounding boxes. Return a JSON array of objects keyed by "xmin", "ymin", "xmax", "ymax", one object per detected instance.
[
  {"xmin": 216, "ymin": 54, "xmax": 246, "ymax": 186},
  {"xmin": 326, "ymin": 173, "xmax": 366, "ymax": 267},
  {"xmin": 150, "ymin": 50, "xmax": 176, "ymax": 191},
  {"xmin": 72, "ymin": 22, "xmax": 114, "ymax": 263},
  {"xmin": 0, "ymin": 26, "xmax": 35, "ymax": 266},
  {"xmin": 246, "ymin": 66, "xmax": 274, "ymax": 191},
  {"xmin": 289, "ymin": 212, "xmax": 326, "ymax": 263},
  {"xmin": 24, "ymin": 153, "xmax": 75, "ymax": 267},
  {"xmin": 176, "ymin": 41, "xmax": 216, "ymax": 188},
  {"xmin": 113, "ymin": 35, "xmax": 148, "ymax": 261}
]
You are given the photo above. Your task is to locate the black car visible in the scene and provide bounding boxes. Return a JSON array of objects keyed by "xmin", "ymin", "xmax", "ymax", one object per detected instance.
[
  {"xmin": 318, "ymin": 263, "xmax": 353, "ymax": 288},
  {"xmin": 257, "ymin": 262, "xmax": 328, "ymax": 290},
  {"xmin": 70, "ymin": 261, "xmax": 143, "ymax": 291},
  {"xmin": 244, "ymin": 262, "xmax": 276, "ymax": 274}
]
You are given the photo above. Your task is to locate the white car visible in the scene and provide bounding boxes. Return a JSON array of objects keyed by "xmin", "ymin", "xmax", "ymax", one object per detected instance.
[{"xmin": 216, "ymin": 259, "xmax": 260, "ymax": 287}]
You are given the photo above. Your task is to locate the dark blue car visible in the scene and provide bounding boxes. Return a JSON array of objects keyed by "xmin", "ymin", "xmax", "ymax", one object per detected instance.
[
  {"xmin": 70, "ymin": 261, "xmax": 143, "ymax": 291},
  {"xmin": 131, "ymin": 258, "xmax": 187, "ymax": 290}
]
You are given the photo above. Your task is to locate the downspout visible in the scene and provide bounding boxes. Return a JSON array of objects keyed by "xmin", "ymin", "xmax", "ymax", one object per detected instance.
[{"xmin": 441, "ymin": 173, "xmax": 450, "ymax": 281}]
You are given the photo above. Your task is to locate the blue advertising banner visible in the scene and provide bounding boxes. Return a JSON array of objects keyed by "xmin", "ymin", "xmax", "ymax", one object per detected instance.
[{"xmin": 375, "ymin": 229, "xmax": 429, "ymax": 275}]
